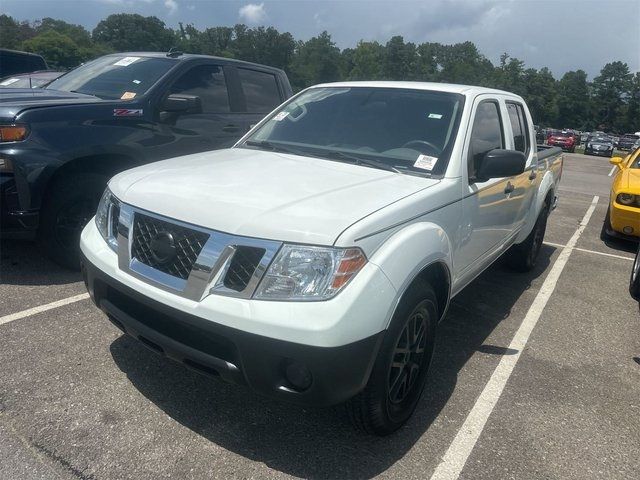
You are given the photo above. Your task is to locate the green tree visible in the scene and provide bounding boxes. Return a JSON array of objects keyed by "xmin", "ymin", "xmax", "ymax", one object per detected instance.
[
  {"xmin": 382, "ymin": 36, "xmax": 416, "ymax": 80},
  {"xmin": 289, "ymin": 31, "xmax": 341, "ymax": 90},
  {"xmin": 0, "ymin": 14, "xmax": 35, "ymax": 49},
  {"xmin": 347, "ymin": 41, "xmax": 385, "ymax": 80},
  {"xmin": 556, "ymin": 70, "xmax": 590, "ymax": 129},
  {"xmin": 592, "ymin": 61, "xmax": 632, "ymax": 132},
  {"xmin": 521, "ymin": 67, "xmax": 558, "ymax": 126},
  {"xmin": 414, "ymin": 42, "xmax": 440, "ymax": 81},
  {"xmin": 626, "ymin": 72, "xmax": 640, "ymax": 133},
  {"xmin": 92, "ymin": 14, "xmax": 176, "ymax": 52},
  {"xmin": 436, "ymin": 41, "xmax": 494, "ymax": 86},
  {"xmin": 21, "ymin": 30, "xmax": 83, "ymax": 69}
]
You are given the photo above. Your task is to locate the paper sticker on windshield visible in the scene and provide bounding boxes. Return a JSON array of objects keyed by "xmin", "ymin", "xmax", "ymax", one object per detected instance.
[
  {"xmin": 0, "ymin": 78, "xmax": 20, "ymax": 86},
  {"xmin": 272, "ymin": 111, "xmax": 289, "ymax": 121},
  {"xmin": 120, "ymin": 91, "xmax": 137, "ymax": 100},
  {"xmin": 113, "ymin": 56, "xmax": 141, "ymax": 67},
  {"xmin": 414, "ymin": 154, "xmax": 438, "ymax": 171},
  {"xmin": 132, "ymin": 79, "xmax": 141, "ymax": 84},
  {"xmin": 113, "ymin": 108, "xmax": 143, "ymax": 117},
  {"xmin": 428, "ymin": 113, "xmax": 443, "ymax": 119}
]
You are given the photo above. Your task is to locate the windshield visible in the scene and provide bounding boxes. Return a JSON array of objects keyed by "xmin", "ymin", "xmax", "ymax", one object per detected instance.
[
  {"xmin": 46, "ymin": 55, "xmax": 176, "ymax": 100},
  {"xmin": 240, "ymin": 86, "xmax": 464, "ymax": 176}
]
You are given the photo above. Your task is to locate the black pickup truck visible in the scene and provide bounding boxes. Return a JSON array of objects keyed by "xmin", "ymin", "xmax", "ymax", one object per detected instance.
[{"xmin": 0, "ymin": 52, "xmax": 292, "ymax": 267}]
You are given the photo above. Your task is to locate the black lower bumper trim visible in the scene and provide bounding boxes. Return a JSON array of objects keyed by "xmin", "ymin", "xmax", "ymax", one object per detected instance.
[{"xmin": 81, "ymin": 253, "xmax": 384, "ymax": 407}]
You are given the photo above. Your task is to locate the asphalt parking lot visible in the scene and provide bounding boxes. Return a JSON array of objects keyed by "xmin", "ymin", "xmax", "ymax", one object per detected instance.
[{"xmin": 1, "ymin": 152, "xmax": 639, "ymax": 480}]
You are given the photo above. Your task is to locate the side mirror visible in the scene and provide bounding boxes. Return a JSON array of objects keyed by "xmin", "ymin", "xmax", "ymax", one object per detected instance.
[
  {"xmin": 476, "ymin": 149, "xmax": 526, "ymax": 181},
  {"xmin": 610, "ymin": 156, "xmax": 624, "ymax": 169},
  {"xmin": 161, "ymin": 94, "xmax": 202, "ymax": 114}
]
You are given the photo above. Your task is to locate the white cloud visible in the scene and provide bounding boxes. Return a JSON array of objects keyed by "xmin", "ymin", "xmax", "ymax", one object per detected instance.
[
  {"xmin": 187, "ymin": 4, "xmax": 195, "ymax": 11},
  {"xmin": 164, "ymin": 0, "xmax": 178, "ymax": 14},
  {"xmin": 239, "ymin": 3, "xmax": 267, "ymax": 25}
]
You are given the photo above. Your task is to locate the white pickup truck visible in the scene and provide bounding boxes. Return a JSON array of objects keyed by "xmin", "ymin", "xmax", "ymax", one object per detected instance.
[{"xmin": 80, "ymin": 82, "xmax": 562, "ymax": 435}]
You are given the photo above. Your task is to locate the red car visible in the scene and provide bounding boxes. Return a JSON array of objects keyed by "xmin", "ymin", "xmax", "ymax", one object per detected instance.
[{"xmin": 547, "ymin": 131, "xmax": 576, "ymax": 152}]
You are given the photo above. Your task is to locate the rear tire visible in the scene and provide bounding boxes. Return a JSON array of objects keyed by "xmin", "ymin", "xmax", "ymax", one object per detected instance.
[
  {"xmin": 39, "ymin": 173, "xmax": 107, "ymax": 270},
  {"xmin": 346, "ymin": 279, "xmax": 438, "ymax": 436},
  {"xmin": 506, "ymin": 200, "xmax": 550, "ymax": 272}
]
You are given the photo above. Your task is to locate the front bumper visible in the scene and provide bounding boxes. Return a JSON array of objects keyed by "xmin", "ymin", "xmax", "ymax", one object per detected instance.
[
  {"xmin": 608, "ymin": 201, "xmax": 640, "ymax": 240},
  {"xmin": 0, "ymin": 174, "xmax": 38, "ymax": 239},
  {"xmin": 82, "ymin": 254, "xmax": 383, "ymax": 407},
  {"xmin": 80, "ymin": 220, "xmax": 397, "ymax": 407},
  {"xmin": 584, "ymin": 147, "xmax": 613, "ymax": 157}
]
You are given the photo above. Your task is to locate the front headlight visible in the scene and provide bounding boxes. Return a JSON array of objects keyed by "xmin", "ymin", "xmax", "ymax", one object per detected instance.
[
  {"xmin": 617, "ymin": 193, "xmax": 637, "ymax": 206},
  {"xmin": 95, "ymin": 188, "xmax": 120, "ymax": 252},
  {"xmin": 254, "ymin": 245, "xmax": 367, "ymax": 301}
]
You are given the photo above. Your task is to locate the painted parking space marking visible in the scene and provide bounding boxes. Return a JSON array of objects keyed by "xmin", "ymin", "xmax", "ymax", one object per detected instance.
[
  {"xmin": 0, "ymin": 293, "xmax": 90, "ymax": 326},
  {"xmin": 430, "ymin": 196, "xmax": 599, "ymax": 480},
  {"xmin": 608, "ymin": 165, "xmax": 616, "ymax": 177},
  {"xmin": 544, "ymin": 241, "xmax": 633, "ymax": 261}
]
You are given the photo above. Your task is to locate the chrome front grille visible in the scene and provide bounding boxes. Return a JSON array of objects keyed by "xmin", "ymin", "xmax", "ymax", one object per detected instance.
[
  {"xmin": 131, "ymin": 213, "xmax": 209, "ymax": 280},
  {"xmin": 115, "ymin": 204, "xmax": 282, "ymax": 301},
  {"xmin": 222, "ymin": 246, "xmax": 266, "ymax": 292}
]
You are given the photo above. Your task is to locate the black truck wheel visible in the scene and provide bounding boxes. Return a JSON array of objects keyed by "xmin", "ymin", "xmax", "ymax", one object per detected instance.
[
  {"xmin": 346, "ymin": 279, "xmax": 437, "ymax": 435},
  {"xmin": 506, "ymin": 201, "xmax": 550, "ymax": 272},
  {"xmin": 39, "ymin": 173, "xmax": 107, "ymax": 270}
]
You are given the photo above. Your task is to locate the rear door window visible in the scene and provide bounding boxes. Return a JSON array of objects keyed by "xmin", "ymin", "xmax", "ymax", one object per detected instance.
[
  {"xmin": 238, "ymin": 68, "xmax": 281, "ymax": 113},
  {"xmin": 468, "ymin": 100, "xmax": 504, "ymax": 180},
  {"xmin": 506, "ymin": 102, "xmax": 530, "ymax": 156},
  {"xmin": 169, "ymin": 64, "xmax": 230, "ymax": 113}
]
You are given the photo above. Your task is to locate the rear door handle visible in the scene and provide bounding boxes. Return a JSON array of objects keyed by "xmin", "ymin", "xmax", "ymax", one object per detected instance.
[
  {"xmin": 504, "ymin": 182, "xmax": 515, "ymax": 194},
  {"xmin": 222, "ymin": 124, "xmax": 240, "ymax": 133}
]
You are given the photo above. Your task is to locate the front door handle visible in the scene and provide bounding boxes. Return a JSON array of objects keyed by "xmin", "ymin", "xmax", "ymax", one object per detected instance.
[
  {"xmin": 529, "ymin": 170, "xmax": 537, "ymax": 181},
  {"xmin": 222, "ymin": 124, "xmax": 240, "ymax": 133},
  {"xmin": 504, "ymin": 182, "xmax": 515, "ymax": 194}
]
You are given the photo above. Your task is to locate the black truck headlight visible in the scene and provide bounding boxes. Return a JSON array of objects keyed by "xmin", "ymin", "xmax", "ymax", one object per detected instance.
[{"xmin": 95, "ymin": 188, "xmax": 120, "ymax": 252}]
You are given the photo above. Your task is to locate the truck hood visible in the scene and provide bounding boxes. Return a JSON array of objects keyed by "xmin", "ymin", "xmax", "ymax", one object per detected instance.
[
  {"xmin": 110, "ymin": 148, "xmax": 438, "ymax": 245},
  {"xmin": 0, "ymin": 88, "xmax": 102, "ymax": 120}
]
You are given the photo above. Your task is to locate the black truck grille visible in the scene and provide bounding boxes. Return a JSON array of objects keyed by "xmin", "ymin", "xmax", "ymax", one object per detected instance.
[
  {"xmin": 223, "ymin": 246, "xmax": 266, "ymax": 292},
  {"xmin": 131, "ymin": 213, "xmax": 209, "ymax": 280}
]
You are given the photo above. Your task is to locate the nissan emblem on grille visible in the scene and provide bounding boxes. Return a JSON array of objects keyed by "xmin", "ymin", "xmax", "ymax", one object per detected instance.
[
  {"xmin": 150, "ymin": 231, "xmax": 176, "ymax": 265},
  {"xmin": 131, "ymin": 213, "xmax": 209, "ymax": 280}
]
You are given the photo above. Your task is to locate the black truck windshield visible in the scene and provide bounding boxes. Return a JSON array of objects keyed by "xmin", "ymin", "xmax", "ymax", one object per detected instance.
[
  {"xmin": 46, "ymin": 55, "xmax": 176, "ymax": 100},
  {"xmin": 242, "ymin": 86, "xmax": 464, "ymax": 176}
]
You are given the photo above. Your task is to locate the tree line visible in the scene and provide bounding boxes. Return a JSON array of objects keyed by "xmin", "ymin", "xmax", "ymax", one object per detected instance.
[{"xmin": 1, "ymin": 12, "xmax": 638, "ymax": 134}]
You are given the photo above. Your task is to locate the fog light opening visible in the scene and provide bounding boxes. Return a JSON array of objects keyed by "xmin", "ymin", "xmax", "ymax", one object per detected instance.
[
  {"xmin": 623, "ymin": 226, "xmax": 634, "ymax": 234},
  {"xmin": 284, "ymin": 360, "xmax": 313, "ymax": 392}
]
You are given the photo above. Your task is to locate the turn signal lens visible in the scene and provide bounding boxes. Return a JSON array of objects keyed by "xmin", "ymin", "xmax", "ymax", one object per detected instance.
[
  {"xmin": 331, "ymin": 249, "xmax": 368, "ymax": 290},
  {"xmin": 0, "ymin": 125, "xmax": 28, "ymax": 142}
]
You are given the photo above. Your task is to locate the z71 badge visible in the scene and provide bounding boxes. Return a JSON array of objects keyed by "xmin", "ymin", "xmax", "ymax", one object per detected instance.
[{"xmin": 113, "ymin": 108, "xmax": 143, "ymax": 117}]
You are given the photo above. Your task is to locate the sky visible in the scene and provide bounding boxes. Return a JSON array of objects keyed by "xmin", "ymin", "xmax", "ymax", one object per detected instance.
[{"xmin": 1, "ymin": 0, "xmax": 638, "ymax": 79}]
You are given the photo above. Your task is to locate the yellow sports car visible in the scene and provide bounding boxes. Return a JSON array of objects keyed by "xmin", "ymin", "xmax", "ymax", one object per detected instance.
[{"xmin": 605, "ymin": 147, "xmax": 640, "ymax": 239}]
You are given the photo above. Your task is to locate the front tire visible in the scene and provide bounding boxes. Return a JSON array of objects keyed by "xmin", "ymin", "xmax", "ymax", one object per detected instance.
[
  {"xmin": 39, "ymin": 173, "xmax": 107, "ymax": 270},
  {"xmin": 506, "ymin": 200, "xmax": 550, "ymax": 272},
  {"xmin": 346, "ymin": 279, "xmax": 438, "ymax": 435}
]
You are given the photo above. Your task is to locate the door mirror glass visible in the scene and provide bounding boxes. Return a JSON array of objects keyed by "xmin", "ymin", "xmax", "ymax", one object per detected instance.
[
  {"xmin": 161, "ymin": 94, "xmax": 202, "ymax": 114},
  {"xmin": 476, "ymin": 149, "xmax": 526, "ymax": 181}
]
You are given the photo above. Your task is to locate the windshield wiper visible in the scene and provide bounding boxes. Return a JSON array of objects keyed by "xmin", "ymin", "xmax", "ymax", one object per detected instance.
[
  {"xmin": 324, "ymin": 150, "xmax": 401, "ymax": 173},
  {"xmin": 244, "ymin": 140, "xmax": 310, "ymax": 157}
]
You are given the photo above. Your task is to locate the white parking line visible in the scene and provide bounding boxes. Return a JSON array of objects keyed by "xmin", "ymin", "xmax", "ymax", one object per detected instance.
[
  {"xmin": 608, "ymin": 165, "xmax": 617, "ymax": 177},
  {"xmin": 0, "ymin": 293, "xmax": 90, "ymax": 326},
  {"xmin": 544, "ymin": 241, "xmax": 633, "ymax": 261},
  {"xmin": 430, "ymin": 195, "xmax": 599, "ymax": 480}
]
